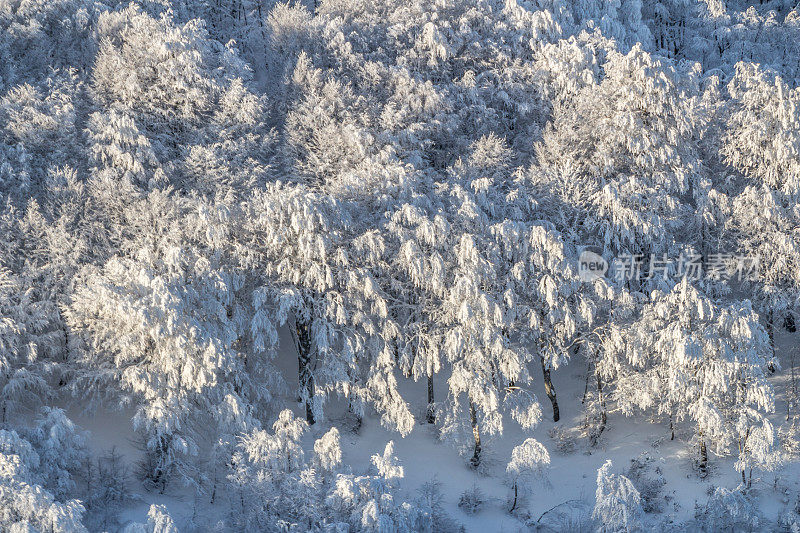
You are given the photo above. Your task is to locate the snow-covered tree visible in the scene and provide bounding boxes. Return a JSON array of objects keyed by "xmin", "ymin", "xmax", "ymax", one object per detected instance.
[
  {"xmin": 696, "ymin": 485, "xmax": 759, "ymax": 532},
  {"xmin": 593, "ymin": 459, "xmax": 644, "ymax": 533},
  {"xmin": 0, "ymin": 0, "xmax": 104, "ymax": 88},
  {"xmin": 67, "ymin": 192, "xmax": 281, "ymax": 490},
  {"xmin": 602, "ymin": 279, "xmax": 777, "ymax": 477},
  {"xmin": 92, "ymin": 3, "xmax": 275, "ymax": 196},
  {"xmin": 0, "ymin": 426, "xmax": 87, "ymax": 532},
  {"xmin": 506, "ymin": 438, "xmax": 550, "ymax": 513},
  {"xmin": 722, "ymin": 62, "xmax": 800, "ymax": 351},
  {"xmin": 0, "ymin": 71, "xmax": 83, "ymax": 198},
  {"xmin": 0, "ymin": 267, "xmax": 52, "ymax": 423},
  {"xmin": 533, "ymin": 42, "xmax": 703, "ymax": 266},
  {"xmin": 20, "ymin": 408, "xmax": 88, "ymax": 501},
  {"xmin": 120, "ymin": 504, "xmax": 179, "ymax": 533},
  {"xmin": 238, "ymin": 180, "xmax": 414, "ymax": 433}
]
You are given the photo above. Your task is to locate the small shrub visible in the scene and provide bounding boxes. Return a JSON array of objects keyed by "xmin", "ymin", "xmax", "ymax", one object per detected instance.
[
  {"xmin": 82, "ymin": 446, "xmax": 134, "ymax": 531},
  {"xmin": 778, "ymin": 510, "xmax": 800, "ymax": 533},
  {"xmin": 549, "ymin": 425, "xmax": 577, "ymax": 455},
  {"xmin": 626, "ymin": 453, "xmax": 666, "ymax": 513},
  {"xmin": 414, "ymin": 478, "xmax": 465, "ymax": 532},
  {"xmin": 695, "ymin": 485, "xmax": 760, "ymax": 532},
  {"xmin": 458, "ymin": 484, "xmax": 485, "ymax": 515}
]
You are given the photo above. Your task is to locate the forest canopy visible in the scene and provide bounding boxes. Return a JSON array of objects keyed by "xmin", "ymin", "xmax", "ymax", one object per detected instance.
[{"xmin": 1, "ymin": 0, "xmax": 800, "ymax": 531}]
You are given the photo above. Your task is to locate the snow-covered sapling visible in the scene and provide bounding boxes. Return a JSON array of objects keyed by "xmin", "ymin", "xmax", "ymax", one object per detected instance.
[{"xmin": 593, "ymin": 460, "xmax": 644, "ymax": 533}]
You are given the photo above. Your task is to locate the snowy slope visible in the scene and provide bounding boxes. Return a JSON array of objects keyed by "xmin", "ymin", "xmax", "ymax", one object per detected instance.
[{"xmin": 57, "ymin": 324, "xmax": 800, "ymax": 532}]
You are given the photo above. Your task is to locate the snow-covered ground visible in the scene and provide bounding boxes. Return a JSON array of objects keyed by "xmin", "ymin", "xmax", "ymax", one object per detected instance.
[{"xmin": 58, "ymin": 326, "xmax": 800, "ymax": 531}]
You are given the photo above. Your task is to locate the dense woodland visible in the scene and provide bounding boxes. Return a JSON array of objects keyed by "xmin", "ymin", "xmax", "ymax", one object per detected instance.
[{"xmin": 1, "ymin": 0, "xmax": 800, "ymax": 531}]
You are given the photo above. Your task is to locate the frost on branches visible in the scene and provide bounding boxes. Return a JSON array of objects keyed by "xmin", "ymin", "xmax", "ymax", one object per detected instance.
[
  {"xmin": 593, "ymin": 459, "xmax": 644, "ymax": 533},
  {"xmin": 603, "ymin": 279, "xmax": 778, "ymax": 479},
  {"xmin": 2, "ymin": 0, "xmax": 800, "ymax": 529}
]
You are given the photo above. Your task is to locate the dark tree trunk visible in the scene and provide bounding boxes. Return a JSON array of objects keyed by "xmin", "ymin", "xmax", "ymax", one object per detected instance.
[
  {"xmin": 348, "ymin": 398, "xmax": 363, "ymax": 432},
  {"xmin": 785, "ymin": 311, "xmax": 796, "ymax": 331},
  {"xmin": 146, "ymin": 433, "xmax": 171, "ymax": 494},
  {"xmin": 785, "ymin": 311, "xmax": 796, "ymax": 332},
  {"xmin": 426, "ymin": 374, "xmax": 435, "ymax": 424},
  {"xmin": 295, "ymin": 314, "xmax": 315, "ymax": 425},
  {"xmin": 540, "ymin": 356, "xmax": 560, "ymax": 422},
  {"xmin": 699, "ymin": 439, "xmax": 708, "ymax": 477},
  {"xmin": 596, "ymin": 364, "xmax": 607, "ymax": 435},
  {"xmin": 790, "ymin": 348, "xmax": 797, "ymax": 421},
  {"xmin": 509, "ymin": 483, "xmax": 518, "ymax": 513},
  {"xmin": 767, "ymin": 309, "xmax": 776, "ymax": 373},
  {"xmin": 469, "ymin": 401, "xmax": 481, "ymax": 468},
  {"xmin": 582, "ymin": 362, "xmax": 591, "ymax": 405}
]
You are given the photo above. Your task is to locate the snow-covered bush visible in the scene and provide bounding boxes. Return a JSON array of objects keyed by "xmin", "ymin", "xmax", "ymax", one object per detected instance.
[
  {"xmin": 0, "ymin": 427, "xmax": 87, "ymax": 532},
  {"xmin": 458, "ymin": 484, "xmax": 485, "ymax": 515},
  {"xmin": 549, "ymin": 425, "xmax": 578, "ymax": 455},
  {"xmin": 228, "ymin": 409, "xmax": 317, "ymax": 529},
  {"xmin": 593, "ymin": 460, "xmax": 644, "ymax": 533},
  {"xmin": 328, "ymin": 441, "xmax": 419, "ymax": 532},
  {"xmin": 625, "ymin": 454, "xmax": 666, "ymax": 513},
  {"xmin": 779, "ymin": 510, "xmax": 800, "ymax": 533},
  {"xmin": 228, "ymin": 410, "xmax": 444, "ymax": 531},
  {"xmin": 413, "ymin": 478, "xmax": 464, "ymax": 533},
  {"xmin": 695, "ymin": 485, "xmax": 760, "ymax": 532},
  {"xmin": 120, "ymin": 504, "xmax": 179, "ymax": 533}
]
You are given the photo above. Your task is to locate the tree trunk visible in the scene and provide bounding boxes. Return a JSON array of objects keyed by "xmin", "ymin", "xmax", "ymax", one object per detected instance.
[
  {"xmin": 699, "ymin": 439, "xmax": 708, "ymax": 477},
  {"xmin": 540, "ymin": 356, "xmax": 560, "ymax": 422},
  {"xmin": 426, "ymin": 374, "xmax": 435, "ymax": 424},
  {"xmin": 295, "ymin": 314, "xmax": 315, "ymax": 425},
  {"xmin": 767, "ymin": 309, "xmax": 776, "ymax": 373},
  {"xmin": 469, "ymin": 401, "xmax": 481, "ymax": 468},
  {"xmin": 596, "ymin": 356, "xmax": 607, "ymax": 431},
  {"xmin": 785, "ymin": 311, "xmax": 796, "ymax": 333},
  {"xmin": 509, "ymin": 482, "xmax": 518, "ymax": 513},
  {"xmin": 582, "ymin": 362, "xmax": 591, "ymax": 405},
  {"xmin": 348, "ymin": 397, "xmax": 363, "ymax": 432},
  {"xmin": 147, "ymin": 433, "xmax": 171, "ymax": 494},
  {"xmin": 790, "ymin": 348, "xmax": 797, "ymax": 421}
]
